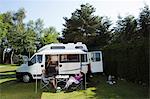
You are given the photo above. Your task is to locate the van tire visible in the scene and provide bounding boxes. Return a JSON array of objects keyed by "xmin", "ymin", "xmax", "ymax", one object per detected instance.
[
  {"xmin": 16, "ymin": 77, "xmax": 21, "ymax": 82},
  {"xmin": 22, "ymin": 74, "xmax": 32, "ymax": 83}
]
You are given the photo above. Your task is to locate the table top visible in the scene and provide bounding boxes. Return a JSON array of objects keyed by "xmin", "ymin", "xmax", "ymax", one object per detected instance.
[{"xmin": 55, "ymin": 75, "xmax": 69, "ymax": 79}]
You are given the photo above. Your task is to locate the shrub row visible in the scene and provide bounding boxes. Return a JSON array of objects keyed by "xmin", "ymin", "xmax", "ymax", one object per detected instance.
[{"xmin": 103, "ymin": 41, "xmax": 149, "ymax": 85}]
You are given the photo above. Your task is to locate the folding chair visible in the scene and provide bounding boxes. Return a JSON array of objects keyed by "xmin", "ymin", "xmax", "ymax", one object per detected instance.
[
  {"xmin": 69, "ymin": 78, "xmax": 84, "ymax": 90},
  {"xmin": 41, "ymin": 78, "xmax": 50, "ymax": 90},
  {"xmin": 41, "ymin": 76, "xmax": 54, "ymax": 90}
]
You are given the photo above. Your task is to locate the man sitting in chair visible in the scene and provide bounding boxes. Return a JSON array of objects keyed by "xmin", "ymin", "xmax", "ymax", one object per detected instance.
[
  {"xmin": 64, "ymin": 72, "xmax": 83, "ymax": 89},
  {"xmin": 41, "ymin": 69, "xmax": 57, "ymax": 89}
]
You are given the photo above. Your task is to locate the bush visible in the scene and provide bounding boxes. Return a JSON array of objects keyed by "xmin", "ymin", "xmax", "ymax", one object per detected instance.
[
  {"xmin": 13, "ymin": 54, "xmax": 23, "ymax": 65},
  {"xmin": 103, "ymin": 41, "xmax": 149, "ymax": 85}
]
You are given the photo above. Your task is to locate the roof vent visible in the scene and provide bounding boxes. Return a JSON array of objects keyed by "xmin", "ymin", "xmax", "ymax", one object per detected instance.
[{"xmin": 76, "ymin": 42, "xmax": 82, "ymax": 44}]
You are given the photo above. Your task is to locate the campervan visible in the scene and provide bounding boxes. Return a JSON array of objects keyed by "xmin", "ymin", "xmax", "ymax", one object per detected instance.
[{"xmin": 16, "ymin": 42, "xmax": 103, "ymax": 82}]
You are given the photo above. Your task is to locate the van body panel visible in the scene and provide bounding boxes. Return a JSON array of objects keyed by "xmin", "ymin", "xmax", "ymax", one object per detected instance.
[{"xmin": 59, "ymin": 62, "xmax": 81, "ymax": 74}]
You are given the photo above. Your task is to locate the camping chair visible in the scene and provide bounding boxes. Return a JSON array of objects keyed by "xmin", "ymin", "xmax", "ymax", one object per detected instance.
[
  {"xmin": 40, "ymin": 76, "xmax": 54, "ymax": 90},
  {"xmin": 68, "ymin": 78, "xmax": 84, "ymax": 90}
]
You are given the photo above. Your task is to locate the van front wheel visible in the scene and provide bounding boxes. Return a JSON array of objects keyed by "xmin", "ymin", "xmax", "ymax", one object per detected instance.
[{"xmin": 22, "ymin": 74, "xmax": 32, "ymax": 83}]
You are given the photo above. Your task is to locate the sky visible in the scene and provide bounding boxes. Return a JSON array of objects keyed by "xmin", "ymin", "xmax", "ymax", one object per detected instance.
[{"xmin": 0, "ymin": 0, "xmax": 150, "ymax": 33}]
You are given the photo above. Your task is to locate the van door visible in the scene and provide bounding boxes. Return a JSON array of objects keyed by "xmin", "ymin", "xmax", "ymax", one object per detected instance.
[
  {"xmin": 28, "ymin": 54, "xmax": 44, "ymax": 79},
  {"xmin": 45, "ymin": 55, "xmax": 59, "ymax": 75},
  {"xmin": 89, "ymin": 51, "xmax": 103, "ymax": 73}
]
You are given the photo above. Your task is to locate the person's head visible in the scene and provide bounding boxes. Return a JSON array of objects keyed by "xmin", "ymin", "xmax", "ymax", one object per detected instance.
[
  {"xmin": 42, "ymin": 69, "xmax": 46, "ymax": 74},
  {"xmin": 78, "ymin": 71, "xmax": 84, "ymax": 77},
  {"xmin": 47, "ymin": 56, "xmax": 51, "ymax": 61}
]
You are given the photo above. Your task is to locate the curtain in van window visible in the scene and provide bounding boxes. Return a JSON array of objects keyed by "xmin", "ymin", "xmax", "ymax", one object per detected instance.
[
  {"xmin": 37, "ymin": 55, "xmax": 42, "ymax": 63},
  {"xmin": 81, "ymin": 54, "xmax": 87, "ymax": 62},
  {"xmin": 60, "ymin": 54, "xmax": 79, "ymax": 62},
  {"xmin": 92, "ymin": 53, "xmax": 101, "ymax": 62}
]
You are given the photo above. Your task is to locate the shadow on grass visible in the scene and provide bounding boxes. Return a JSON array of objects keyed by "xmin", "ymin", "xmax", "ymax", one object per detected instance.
[
  {"xmin": 0, "ymin": 69, "xmax": 16, "ymax": 79},
  {"xmin": 0, "ymin": 74, "xmax": 16, "ymax": 79},
  {"xmin": 86, "ymin": 74, "xmax": 149, "ymax": 99}
]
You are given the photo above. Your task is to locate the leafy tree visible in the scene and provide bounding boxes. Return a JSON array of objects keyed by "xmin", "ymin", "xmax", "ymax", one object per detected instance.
[
  {"xmin": 138, "ymin": 5, "xmax": 150, "ymax": 38},
  {"xmin": 113, "ymin": 15, "xmax": 137, "ymax": 43},
  {"xmin": 41, "ymin": 27, "xmax": 59, "ymax": 45},
  {"xmin": 63, "ymin": 3, "xmax": 111, "ymax": 48},
  {"xmin": 35, "ymin": 18, "xmax": 44, "ymax": 40},
  {"xmin": 7, "ymin": 8, "xmax": 26, "ymax": 54},
  {"xmin": 0, "ymin": 12, "xmax": 13, "ymax": 45},
  {"xmin": 5, "ymin": 8, "xmax": 26, "ymax": 64},
  {"xmin": 0, "ymin": 12, "xmax": 13, "ymax": 63},
  {"xmin": 0, "ymin": 14, "xmax": 7, "ymax": 44},
  {"xmin": 25, "ymin": 20, "xmax": 36, "ymax": 57}
]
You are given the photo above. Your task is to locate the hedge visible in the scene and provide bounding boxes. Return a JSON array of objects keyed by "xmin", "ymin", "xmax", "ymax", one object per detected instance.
[{"xmin": 103, "ymin": 40, "xmax": 149, "ymax": 85}]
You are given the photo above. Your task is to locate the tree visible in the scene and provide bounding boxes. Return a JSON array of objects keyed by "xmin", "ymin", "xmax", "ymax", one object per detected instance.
[
  {"xmin": 63, "ymin": 3, "xmax": 111, "ymax": 49},
  {"xmin": 0, "ymin": 12, "xmax": 13, "ymax": 64},
  {"xmin": 138, "ymin": 5, "xmax": 150, "ymax": 38},
  {"xmin": 35, "ymin": 18, "xmax": 44, "ymax": 40},
  {"xmin": 25, "ymin": 20, "xmax": 36, "ymax": 57},
  {"xmin": 7, "ymin": 8, "xmax": 26, "ymax": 54},
  {"xmin": 0, "ymin": 14, "xmax": 7, "ymax": 44},
  {"xmin": 6, "ymin": 8, "xmax": 26, "ymax": 64},
  {"xmin": 113, "ymin": 15, "xmax": 137, "ymax": 43},
  {"xmin": 41, "ymin": 27, "xmax": 59, "ymax": 45},
  {"xmin": 0, "ymin": 12, "xmax": 13, "ymax": 45}
]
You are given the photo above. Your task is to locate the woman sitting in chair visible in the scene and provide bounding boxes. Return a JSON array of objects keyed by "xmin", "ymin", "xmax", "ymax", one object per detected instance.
[
  {"xmin": 64, "ymin": 72, "xmax": 83, "ymax": 89},
  {"xmin": 41, "ymin": 69, "xmax": 57, "ymax": 89}
]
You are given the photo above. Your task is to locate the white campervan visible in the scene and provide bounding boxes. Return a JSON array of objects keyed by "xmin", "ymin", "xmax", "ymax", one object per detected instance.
[{"xmin": 16, "ymin": 42, "xmax": 103, "ymax": 82}]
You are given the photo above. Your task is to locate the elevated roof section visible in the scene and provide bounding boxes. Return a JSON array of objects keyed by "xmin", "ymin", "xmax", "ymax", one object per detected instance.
[
  {"xmin": 37, "ymin": 42, "xmax": 88, "ymax": 52},
  {"xmin": 37, "ymin": 49, "xmax": 87, "ymax": 54}
]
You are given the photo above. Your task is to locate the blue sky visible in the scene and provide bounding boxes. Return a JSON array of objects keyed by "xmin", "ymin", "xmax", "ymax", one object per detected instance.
[{"xmin": 0, "ymin": 0, "xmax": 150, "ymax": 33}]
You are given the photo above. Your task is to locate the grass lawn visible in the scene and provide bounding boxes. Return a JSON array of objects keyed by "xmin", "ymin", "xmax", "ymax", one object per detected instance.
[{"xmin": 0, "ymin": 64, "xmax": 149, "ymax": 99}]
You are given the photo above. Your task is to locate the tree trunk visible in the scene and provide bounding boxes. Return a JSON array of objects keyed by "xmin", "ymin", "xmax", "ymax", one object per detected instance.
[
  {"xmin": 11, "ymin": 50, "xmax": 14, "ymax": 64},
  {"xmin": 3, "ymin": 49, "xmax": 5, "ymax": 63}
]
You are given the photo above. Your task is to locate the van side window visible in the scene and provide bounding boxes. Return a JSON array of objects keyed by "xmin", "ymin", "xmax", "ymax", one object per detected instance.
[
  {"xmin": 81, "ymin": 54, "xmax": 87, "ymax": 62},
  {"xmin": 37, "ymin": 55, "xmax": 42, "ymax": 63},
  {"xmin": 60, "ymin": 54, "xmax": 79, "ymax": 62},
  {"xmin": 95, "ymin": 53, "xmax": 101, "ymax": 61},
  {"xmin": 92, "ymin": 53, "xmax": 101, "ymax": 62}
]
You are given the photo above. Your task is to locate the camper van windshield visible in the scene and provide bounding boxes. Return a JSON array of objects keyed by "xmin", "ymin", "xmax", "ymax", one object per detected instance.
[
  {"xmin": 29, "ymin": 55, "xmax": 36, "ymax": 66},
  {"xmin": 28, "ymin": 55, "xmax": 43, "ymax": 66}
]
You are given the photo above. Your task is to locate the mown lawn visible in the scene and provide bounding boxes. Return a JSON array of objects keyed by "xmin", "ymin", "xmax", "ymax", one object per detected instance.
[{"xmin": 0, "ymin": 64, "xmax": 149, "ymax": 99}]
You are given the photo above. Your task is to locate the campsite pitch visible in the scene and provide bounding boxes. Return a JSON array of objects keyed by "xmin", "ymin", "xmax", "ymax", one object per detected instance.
[{"xmin": 0, "ymin": 64, "xmax": 149, "ymax": 99}]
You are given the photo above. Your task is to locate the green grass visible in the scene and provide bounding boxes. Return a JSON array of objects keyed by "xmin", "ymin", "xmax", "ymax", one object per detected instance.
[
  {"xmin": 41, "ymin": 88, "xmax": 96, "ymax": 99},
  {"xmin": 0, "ymin": 64, "xmax": 17, "ymax": 73},
  {"xmin": 0, "ymin": 64, "xmax": 149, "ymax": 99},
  {"xmin": 91, "ymin": 75, "xmax": 149, "ymax": 99}
]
